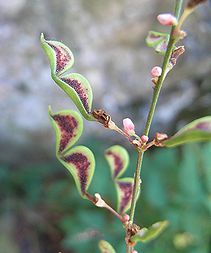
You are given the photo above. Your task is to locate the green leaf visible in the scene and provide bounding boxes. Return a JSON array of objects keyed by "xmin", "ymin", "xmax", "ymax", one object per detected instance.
[
  {"xmin": 58, "ymin": 146, "xmax": 95, "ymax": 198},
  {"xmin": 163, "ymin": 116, "xmax": 211, "ymax": 147},
  {"xmin": 49, "ymin": 107, "xmax": 83, "ymax": 155},
  {"xmin": 116, "ymin": 177, "xmax": 136, "ymax": 214},
  {"xmin": 105, "ymin": 145, "xmax": 129, "ymax": 179},
  {"xmin": 41, "ymin": 33, "xmax": 94, "ymax": 120},
  {"xmin": 98, "ymin": 240, "xmax": 116, "ymax": 253},
  {"xmin": 130, "ymin": 220, "xmax": 169, "ymax": 243},
  {"xmin": 146, "ymin": 31, "xmax": 169, "ymax": 55}
]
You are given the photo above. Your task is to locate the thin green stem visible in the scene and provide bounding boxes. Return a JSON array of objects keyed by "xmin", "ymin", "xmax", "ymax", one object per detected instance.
[
  {"xmin": 129, "ymin": 0, "xmax": 184, "ymax": 232},
  {"xmin": 126, "ymin": 245, "xmax": 132, "ymax": 253},
  {"xmin": 129, "ymin": 151, "xmax": 143, "ymax": 222},
  {"xmin": 144, "ymin": 0, "xmax": 183, "ymax": 136}
]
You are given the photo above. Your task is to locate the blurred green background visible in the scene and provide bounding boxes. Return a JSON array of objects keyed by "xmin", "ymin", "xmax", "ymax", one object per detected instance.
[
  {"xmin": 0, "ymin": 0, "xmax": 211, "ymax": 252},
  {"xmin": 1, "ymin": 140, "xmax": 211, "ymax": 253}
]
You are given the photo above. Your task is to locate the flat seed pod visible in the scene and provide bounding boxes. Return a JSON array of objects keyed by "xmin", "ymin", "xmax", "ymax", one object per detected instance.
[
  {"xmin": 40, "ymin": 33, "xmax": 74, "ymax": 76},
  {"xmin": 98, "ymin": 240, "xmax": 116, "ymax": 253},
  {"xmin": 41, "ymin": 34, "xmax": 94, "ymax": 120},
  {"xmin": 163, "ymin": 116, "xmax": 211, "ymax": 147},
  {"xmin": 49, "ymin": 108, "xmax": 95, "ymax": 198},
  {"xmin": 116, "ymin": 178, "xmax": 135, "ymax": 214},
  {"xmin": 130, "ymin": 220, "xmax": 169, "ymax": 243},
  {"xmin": 59, "ymin": 146, "xmax": 95, "ymax": 198},
  {"xmin": 49, "ymin": 107, "xmax": 83, "ymax": 154},
  {"xmin": 105, "ymin": 145, "xmax": 129, "ymax": 179},
  {"xmin": 58, "ymin": 73, "xmax": 93, "ymax": 117}
]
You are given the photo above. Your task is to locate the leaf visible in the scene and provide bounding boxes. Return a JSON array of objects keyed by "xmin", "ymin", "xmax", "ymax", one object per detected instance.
[
  {"xmin": 58, "ymin": 146, "xmax": 95, "ymax": 198},
  {"xmin": 98, "ymin": 240, "xmax": 116, "ymax": 253},
  {"xmin": 146, "ymin": 31, "xmax": 169, "ymax": 55},
  {"xmin": 49, "ymin": 107, "xmax": 83, "ymax": 154},
  {"xmin": 163, "ymin": 116, "xmax": 211, "ymax": 147},
  {"xmin": 41, "ymin": 33, "xmax": 94, "ymax": 120},
  {"xmin": 116, "ymin": 178, "xmax": 136, "ymax": 214},
  {"xmin": 130, "ymin": 220, "xmax": 169, "ymax": 243},
  {"xmin": 105, "ymin": 145, "xmax": 129, "ymax": 179}
]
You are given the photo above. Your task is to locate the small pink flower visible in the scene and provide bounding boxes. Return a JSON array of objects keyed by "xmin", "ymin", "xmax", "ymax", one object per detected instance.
[
  {"xmin": 123, "ymin": 118, "xmax": 135, "ymax": 135},
  {"xmin": 151, "ymin": 66, "xmax": 162, "ymax": 78},
  {"xmin": 141, "ymin": 135, "xmax": 149, "ymax": 143},
  {"xmin": 132, "ymin": 251, "xmax": 138, "ymax": 253},
  {"xmin": 157, "ymin": 13, "xmax": 178, "ymax": 26},
  {"xmin": 122, "ymin": 214, "xmax": 130, "ymax": 222}
]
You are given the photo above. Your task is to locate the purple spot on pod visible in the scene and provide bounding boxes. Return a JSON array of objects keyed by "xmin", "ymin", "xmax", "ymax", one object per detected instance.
[
  {"xmin": 52, "ymin": 114, "xmax": 78, "ymax": 152},
  {"xmin": 195, "ymin": 122, "xmax": 211, "ymax": 131},
  {"xmin": 118, "ymin": 181, "xmax": 133, "ymax": 213},
  {"xmin": 61, "ymin": 77, "xmax": 90, "ymax": 113},
  {"xmin": 106, "ymin": 151, "xmax": 123, "ymax": 178},
  {"xmin": 149, "ymin": 33, "xmax": 165, "ymax": 42},
  {"xmin": 157, "ymin": 40, "xmax": 168, "ymax": 52},
  {"xmin": 48, "ymin": 43, "xmax": 71, "ymax": 74},
  {"xmin": 63, "ymin": 153, "xmax": 90, "ymax": 194},
  {"xmin": 150, "ymin": 34, "xmax": 161, "ymax": 40}
]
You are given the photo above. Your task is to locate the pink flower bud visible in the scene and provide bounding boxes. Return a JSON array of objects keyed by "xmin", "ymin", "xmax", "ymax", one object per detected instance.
[
  {"xmin": 123, "ymin": 118, "xmax": 135, "ymax": 135},
  {"xmin": 151, "ymin": 66, "xmax": 162, "ymax": 78},
  {"xmin": 122, "ymin": 214, "xmax": 130, "ymax": 222},
  {"xmin": 141, "ymin": 135, "xmax": 149, "ymax": 143},
  {"xmin": 132, "ymin": 251, "xmax": 138, "ymax": 253},
  {"xmin": 157, "ymin": 13, "xmax": 178, "ymax": 26},
  {"xmin": 155, "ymin": 132, "xmax": 168, "ymax": 141}
]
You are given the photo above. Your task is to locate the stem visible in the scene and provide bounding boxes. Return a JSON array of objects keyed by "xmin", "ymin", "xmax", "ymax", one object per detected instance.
[
  {"xmin": 128, "ymin": 0, "xmax": 184, "ymax": 245},
  {"xmin": 104, "ymin": 202, "xmax": 124, "ymax": 222},
  {"xmin": 176, "ymin": 8, "xmax": 193, "ymax": 31},
  {"xmin": 126, "ymin": 245, "xmax": 133, "ymax": 253},
  {"xmin": 129, "ymin": 151, "xmax": 143, "ymax": 222},
  {"xmin": 94, "ymin": 193, "xmax": 124, "ymax": 222},
  {"xmin": 144, "ymin": 0, "xmax": 183, "ymax": 136}
]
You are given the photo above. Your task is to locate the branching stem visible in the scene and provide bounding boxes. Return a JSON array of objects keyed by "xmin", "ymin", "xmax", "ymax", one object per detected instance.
[{"xmin": 128, "ymin": 1, "xmax": 184, "ymax": 252}]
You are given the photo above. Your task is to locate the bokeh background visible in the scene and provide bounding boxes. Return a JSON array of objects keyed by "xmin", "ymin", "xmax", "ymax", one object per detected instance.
[{"xmin": 0, "ymin": 0, "xmax": 211, "ymax": 253}]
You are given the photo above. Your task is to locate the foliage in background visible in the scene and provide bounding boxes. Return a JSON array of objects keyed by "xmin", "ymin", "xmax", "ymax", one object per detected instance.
[{"xmin": 0, "ymin": 141, "xmax": 210, "ymax": 253}]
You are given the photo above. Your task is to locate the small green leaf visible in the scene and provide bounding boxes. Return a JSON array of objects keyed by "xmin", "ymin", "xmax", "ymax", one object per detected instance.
[
  {"xmin": 58, "ymin": 146, "xmax": 95, "ymax": 198},
  {"xmin": 105, "ymin": 145, "xmax": 129, "ymax": 179},
  {"xmin": 146, "ymin": 31, "xmax": 169, "ymax": 55},
  {"xmin": 41, "ymin": 33, "xmax": 94, "ymax": 120},
  {"xmin": 49, "ymin": 107, "xmax": 83, "ymax": 154},
  {"xmin": 98, "ymin": 240, "xmax": 116, "ymax": 253},
  {"xmin": 116, "ymin": 177, "xmax": 136, "ymax": 214},
  {"xmin": 163, "ymin": 116, "xmax": 211, "ymax": 147},
  {"xmin": 130, "ymin": 220, "xmax": 169, "ymax": 243}
]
